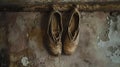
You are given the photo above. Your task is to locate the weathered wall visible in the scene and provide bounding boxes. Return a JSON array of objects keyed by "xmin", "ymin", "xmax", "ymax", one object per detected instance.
[
  {"xmin": 0, "ymin": 0, "xmax": 120, "ymax": 67},
  {"xmin": 0, "ymin": 12, "xmax": 120, "ymax": 67}
]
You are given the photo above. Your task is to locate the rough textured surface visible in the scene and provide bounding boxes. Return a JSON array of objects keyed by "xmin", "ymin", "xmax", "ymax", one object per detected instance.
[
  {"xmin": 0, "ymin": 0, "xmax": 120, "ymax": 4},
  {"xmin": 98, "ymin": 13, "xmax": 120, "ymax": 64},
  {"xmin": 0, "ymin": 11, "xmax": 120, "ymax": 67},
  {"xmin": 0, "ymin": 0, "xmax": 120, "ymax": 66}
]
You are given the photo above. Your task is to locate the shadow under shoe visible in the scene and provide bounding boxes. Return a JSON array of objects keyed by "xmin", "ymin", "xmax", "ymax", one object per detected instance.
[
  {"xmin": 63, "ymin": 9, "xmax": 80, "ymax": 55},
  {"xmin": 47, "ymin": 10, "xmax": 63, "ymax": 56}
]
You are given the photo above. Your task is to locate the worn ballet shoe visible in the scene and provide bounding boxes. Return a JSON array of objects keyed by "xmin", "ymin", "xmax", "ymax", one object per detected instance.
[
  {"xmin": 47, "ymin": 10, "xmax": 63, "ymax": 56},
  {"xmin": 63, "ymin": 8, "xmax": 80, "ymax": 55}
]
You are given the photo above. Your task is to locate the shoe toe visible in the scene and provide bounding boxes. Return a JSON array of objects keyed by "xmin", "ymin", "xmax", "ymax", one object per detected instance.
[
  {"xmin": 64, "ymin": 42, "xmax": 77, "ymax": 55},
  {"xmin": 49, "ymin": 43, "xmax": 62, "ymax": 56}
]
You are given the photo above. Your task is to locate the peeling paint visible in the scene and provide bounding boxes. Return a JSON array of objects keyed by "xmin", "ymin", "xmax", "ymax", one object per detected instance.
[
  {"xmin": 98, "ymin": 14, "xmax": 120, "ymax": 63},
  {"xmin": 21, "ymin": 57, "xmax": 30, "ymax": 66}
]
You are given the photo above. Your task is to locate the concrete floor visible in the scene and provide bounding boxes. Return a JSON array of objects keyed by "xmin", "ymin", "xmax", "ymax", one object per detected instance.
[{"xmin": 0, "ymin": 11, "xmax": 120, "ymax": 67}]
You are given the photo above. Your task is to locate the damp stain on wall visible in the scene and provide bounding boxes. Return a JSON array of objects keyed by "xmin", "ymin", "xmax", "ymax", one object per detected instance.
[{"xmin": 98, "ymin": 13, "xmax": 120, "ymax": 64}]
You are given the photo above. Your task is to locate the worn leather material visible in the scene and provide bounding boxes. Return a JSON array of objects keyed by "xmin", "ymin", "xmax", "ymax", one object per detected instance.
[
  {"xmin": 63, "ymin": 9, "xmax": 80, "ymax": 55},
  {"xmin": 47, "ymin": 10, "xmax": 63, "ymax": 56}
]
